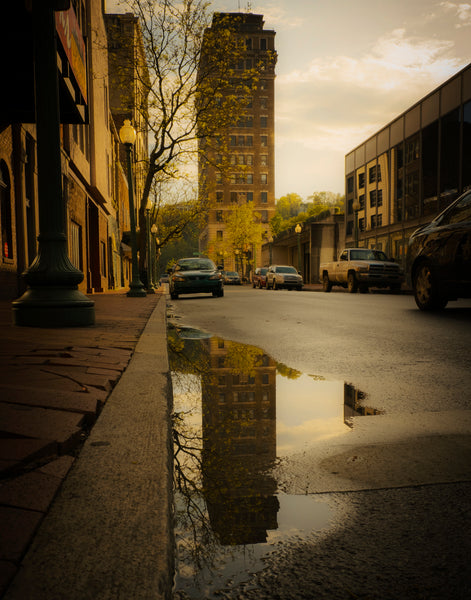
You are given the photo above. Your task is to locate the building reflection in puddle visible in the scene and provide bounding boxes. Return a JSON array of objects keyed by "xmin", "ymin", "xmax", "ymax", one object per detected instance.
[{"xmin": 169, "ymin": 324, "xmax": 381, "ymax": 598}]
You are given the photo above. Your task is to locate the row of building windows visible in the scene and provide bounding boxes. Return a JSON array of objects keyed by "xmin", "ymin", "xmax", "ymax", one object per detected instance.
[
  {"xmin": 218, "ymin": 390, "xmax": 271, "ymax": 403},
  {"xmin": 216, "ymin": 172, "xmax": 269, "ymax": 184},
  {"xmin": 229, "ymin": 134, "xmax": 269, "ymax": 147},
  {"xmin": 232, "ymin": 115, "xmax": 269, "ymax": 128},
  {"xmin": 216, "ymin": 190, "xmax": 268, "ymax": 203},
  {"xmin": 215, "ymin": 153, "xmax": 269, "ymax": 166}
]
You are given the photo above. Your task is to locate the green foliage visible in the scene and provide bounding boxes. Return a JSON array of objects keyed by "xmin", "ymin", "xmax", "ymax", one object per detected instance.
[{"xmin": 269, "ymin": 190, "xmax": 344, "ymax": 236}]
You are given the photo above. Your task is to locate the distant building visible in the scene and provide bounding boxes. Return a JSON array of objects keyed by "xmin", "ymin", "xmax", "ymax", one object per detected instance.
[
  {"xmin": 344, "ymin": 63, "xmax": 471, "ymax": 270},
  {"xmin": 198, "ymin": 12, "xmax": 277, "ymax": 276}
]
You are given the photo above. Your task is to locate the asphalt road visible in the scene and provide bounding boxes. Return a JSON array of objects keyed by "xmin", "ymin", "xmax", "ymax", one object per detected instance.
[{"xmin": 169, "ymin": 286, "xmax": 471, "ymax": 599}]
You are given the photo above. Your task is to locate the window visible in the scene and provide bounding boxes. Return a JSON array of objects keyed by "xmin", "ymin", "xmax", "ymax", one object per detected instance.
[
  {"xmin": 260, "ymin": 116, "xmax": 268, "ymax": 128},
  {"xmin": 359, "ymin": 194, "xmax": 365, "ymax": 209},
  {"xmin": 260, "ymin": 38, "xmax": 267, "ymax": 50},
  {"xmin": 216, "ymin": 230, "xmax": 223, "ymax": 241},
  {"xmin": 216, "ymin": 172, "xmax": 222, "ymax": 184},
  {"xmin": 70, "ymin": 221, "xmax": 82, "ymax": 269},
  {"xmin": 260, "ymin": 154, "xmax": 268, "ymax": 166},
  {"xmin": 246, "ymin": 136, "xmax": 253, "ymax": 147},
  {"xmin": 246, "ymin": 155, "xmax": 254, "ymax": 165},
  {"xmin": 261, "ymin": 174, "xmax": 268, "ymax": 184},
  {"xmin": 0, "ymin": 161, "xmax": 13, "ymax": 260},
  {"xmin": 216, "ymin": 191, "xmax": 223, "ymax": 203},
  {"xmin": 230, "ymin": 135, "xmax": 236, "ymax": 146},
  {"xmin": 260, "ymin": 97, "xmax": 268, "ymax": 109},
  {"xmin": 261, "ymin": 210, "xmax": 268, "ymax": 222},
  {"xmin": 100, "ymin": 241, "xmax": 107, "ymax": 277},
  {"xmin": 231, "ymin": 192, "xmax": 237, "ymax": 203},
  {"xmin": 358, "ymin": 172, "xmax": 365, "ymax": 189},
  {"xmin": 370, "ymin": 190, "xmax": 377, "ymax": 207},
  {"xmin": 347, "ymin": 176, "xmax": 354, "ymax": 194},
  {"xmin": 359, "ymin": 217, "xmax": 365, "ymax": 232},
  {"xmin": 261, "ymin": 191, "xmax": 268, "ymax": 203},
  {"xmin": 245, "ymin": 38, "xmax": 252, "ymax": 50},
  {"xmin": 369, "ymin": 165, "xmax": 376, "ymax": 184},
  {"xmin": 261, "ymin": 136, "xmax": 268, "ymax": 147},
  {"xmin": 371, "ymin": 214, "xmax": 383, "ymax": 228},
  {"xmin": 246, "ymin": 192, "xmax": 253, "ymax": 202},
  {"xmin": 216, "ymin": 210, "xmax": 223, "ymax": 222},
  {"xmin": 238, "ymin": 155, "xmax": 245, "ymax": 165},
  {"xmin": 246, "ymin": 174, "xmax": 253, "ymax": 184}
]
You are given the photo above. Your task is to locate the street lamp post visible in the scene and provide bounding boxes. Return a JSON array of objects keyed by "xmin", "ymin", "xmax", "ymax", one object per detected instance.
[
  {"xmin": 119, "ymin": 120, "xmax": 146, "ymax": 297},
  {"xmin": 268, "ymin": 235, "xmax": 273, "ymax": 265},
  {"xmin": 12, "ymin": 0, "xmax": 94, "ymax": 327},
  {"xmin": 151, "ymin": 226, "xmax": 158, "ymax": 288},
  {"xmin": 352, "ymin": 199, "xmax": 361, "ymax": 247},
  {"xmin": 295, "ymin": 223, "xmax": 302, "ymax": 275},
  {"xmin": 145, "ymin": 208, "xmax": 154, "ymax": 294}
]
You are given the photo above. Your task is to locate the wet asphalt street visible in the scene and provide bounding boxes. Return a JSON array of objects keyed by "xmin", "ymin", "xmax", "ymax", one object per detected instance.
[{"xmin": 169, "ymin": 286, "xmax": 471, "ymax": 600}]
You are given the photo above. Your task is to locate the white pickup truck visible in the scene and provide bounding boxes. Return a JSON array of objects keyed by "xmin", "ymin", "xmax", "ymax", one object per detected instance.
[{"xmin": 320, "ymin": 248, "xmax": 404, "ymax": 293}]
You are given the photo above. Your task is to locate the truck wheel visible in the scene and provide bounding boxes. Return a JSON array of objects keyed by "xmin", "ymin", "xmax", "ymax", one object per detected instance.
[
  {"xmin": 323, "ymin": 273, "xmax": 332, "ymax": 292},
  {"xmin": 413, "ymin": 262, "xmax": 447, "ymax": 310},
  {"xmin": 347, "ymin": 272, "xmax": 358, "ymax": 293}
]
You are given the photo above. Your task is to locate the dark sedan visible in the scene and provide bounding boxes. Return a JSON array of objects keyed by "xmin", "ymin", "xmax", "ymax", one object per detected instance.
[
  {"xmin": 223, "ymin": 271, "xmax": 242, "ymax": 285},
  {"xmin": 169, "ymin": 257, "xmax": 224, "ymax": 299},
  {"xmin": 408, "ymin": 190, "xmax": 471, "ymax": 310}
]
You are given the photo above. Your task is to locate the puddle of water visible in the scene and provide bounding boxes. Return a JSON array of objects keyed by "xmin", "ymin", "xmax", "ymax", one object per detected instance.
[{"xmin": 169, "ymin": 324, "xmax": 382, "ymax": 598}]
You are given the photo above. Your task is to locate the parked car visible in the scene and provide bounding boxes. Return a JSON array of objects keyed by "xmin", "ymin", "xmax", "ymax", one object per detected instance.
[
  {"xmin": 223, "ymin": 271, "xmax": 242, "ymax": 285},
  {"xmin": 266, "ymin": 265, "xmax": 303, "ymax": 290},
  {"xmin": 408, "ymin": 190, "xmax": 471, "ymax": 310},
  {"xmin": 320, "ymin": 248, "xmax": 403, "ymax": 293},
  {"xmin": 253, "ymin": 267, "xmax": 268, "ymax": 288},
  {"xmin": 169, "ymin": 257, "xmax": 224, "ymax": 299}
]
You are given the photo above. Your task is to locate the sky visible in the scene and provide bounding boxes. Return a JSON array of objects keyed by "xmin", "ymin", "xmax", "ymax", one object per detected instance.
[
  {"xmin": 109, "ymin": 0, "xmax": 470, "ymax": 200},
  {"xmin": 211, "ymin": 0, "xmax": 470, "ymax": 199}
]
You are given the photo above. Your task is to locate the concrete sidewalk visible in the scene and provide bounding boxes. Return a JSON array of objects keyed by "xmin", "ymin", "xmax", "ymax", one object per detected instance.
[{"xmin": 0, "ymin": 291, "xmax": 172, "ymax": 598}]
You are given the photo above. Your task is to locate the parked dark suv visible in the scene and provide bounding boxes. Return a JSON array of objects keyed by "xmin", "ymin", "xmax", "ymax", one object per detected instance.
[{"xmin": 408, "ymin": 190, "xmax": 471, "ymax": 310}]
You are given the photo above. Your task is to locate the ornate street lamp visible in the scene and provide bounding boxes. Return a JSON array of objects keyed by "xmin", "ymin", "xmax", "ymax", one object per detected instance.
[
  {"xmin": 145, "ymin": 208, "xmax": 154, "ymax": 294},
  {"xmin": 12, "ymin": 0, "xmax": 94, "ymax": 326},
  {"xmin": 119, "ymin": 120, "xmax": 146, "ymax": 297},
  {"xmin": 268, "ymin": 234, "xmax": 273, "ymax": 265},
  {"xmin": 352, "ymin": 199, "xmax": 361, "ymax": 247},
  {"xmin": 295, "ymin": 223, "xmax": 302, "ymax": 275},
  {"xmin": 151, "ymin": 225, "xmax": 158, "ymax": 288}
]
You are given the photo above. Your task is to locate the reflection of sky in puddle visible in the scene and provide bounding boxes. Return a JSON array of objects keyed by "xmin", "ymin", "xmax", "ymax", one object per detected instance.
[
  {"xmin": 170, "ymin": 326, "xmax": 378, "ymax": 599},
  {"xmin": 175, "ymin": 494, "xmax": 334, "ymax": 599},
  {"xmin": 276, "ymin": 375, "xmax": 349, "ymax": 454}
]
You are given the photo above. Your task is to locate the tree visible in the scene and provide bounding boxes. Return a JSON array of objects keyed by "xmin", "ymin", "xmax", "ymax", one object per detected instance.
[
  {"xmin": 121, "ymin": 0, "xmax": 258, "ymax": 274},
  {"xmin": 208, "ymin": 202, "xmax": 264, "ymax": 277},
  {"xmin": 275, "ymin": 193, "xmax": 303, "ymax": 220}
]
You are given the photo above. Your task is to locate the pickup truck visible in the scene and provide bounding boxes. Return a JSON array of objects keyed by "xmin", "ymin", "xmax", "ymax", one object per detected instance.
[{"xmin": 320, "ymin": 248, "xmax": 404, "ymax": 293}]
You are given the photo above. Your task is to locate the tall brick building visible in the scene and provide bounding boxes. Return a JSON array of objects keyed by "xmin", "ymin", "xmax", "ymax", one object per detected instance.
[{"xmin": 198, "ymin": 13, "xmax": 277, "ymax": 276}]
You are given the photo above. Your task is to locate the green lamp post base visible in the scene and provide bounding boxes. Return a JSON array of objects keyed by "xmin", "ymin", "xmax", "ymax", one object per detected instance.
[{"xmin": 12, "ymin": 287, "xmax": 95, "ymax": 327}]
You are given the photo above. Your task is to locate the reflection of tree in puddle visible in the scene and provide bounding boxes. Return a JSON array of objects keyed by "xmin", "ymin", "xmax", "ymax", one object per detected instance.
[
  {"xmin": 168, "ymin": 325, "xmax": 382, "ymax": 595},
  {"xmin": 169, "ymin": 325, "xmax": 279, "ymax": 591}
]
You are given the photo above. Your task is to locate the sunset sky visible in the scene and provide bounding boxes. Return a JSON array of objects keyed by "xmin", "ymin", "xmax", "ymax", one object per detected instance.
[
  {"xmin": 109, "ymin": 0, "xmax": 470, "ymax": 199},
  {"xmin": 212, "ymin": 0, "xmax": 470, "ymax": 198}
]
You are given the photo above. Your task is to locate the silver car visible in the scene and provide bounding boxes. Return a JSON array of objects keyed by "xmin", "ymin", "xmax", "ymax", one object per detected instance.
[{"xmin": 266, "ymin": 265, "xmax": 303, "ymax": 290}]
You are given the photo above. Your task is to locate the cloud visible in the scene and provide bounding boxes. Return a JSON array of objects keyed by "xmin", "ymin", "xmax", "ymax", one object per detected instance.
[
  {"xmin": 440, "ymin": 2, "xmax": 471, "ymax": 27},
  {"xmin": 279, "ymin": 29, "xmax": 462, "ymax": 91}
]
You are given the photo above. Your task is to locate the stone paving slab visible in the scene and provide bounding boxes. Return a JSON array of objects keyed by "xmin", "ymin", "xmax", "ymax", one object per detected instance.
[
  {"xmin": 0, "ymin": 292, "xmax": 163, "ymax": 598},
  {"xmin": 0, "ymin": 385, "xmax": 102, "ymax": 418}
]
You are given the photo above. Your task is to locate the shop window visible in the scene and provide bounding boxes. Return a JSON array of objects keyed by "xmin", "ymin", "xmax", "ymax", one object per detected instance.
[
  {"xmin": 0, "ymin": 161, "xmax": 13, "ymax": 260},
  {"xmin": 70, "ymin": 221, "xmax": 82, "ymax": 269},
  {"xmin": 440, "ymin": 108, "xmax": 460, "ymax": 198},
  {"xmin": 463, "ymin": 101, "xmax": 471, "ymax": 191}
]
